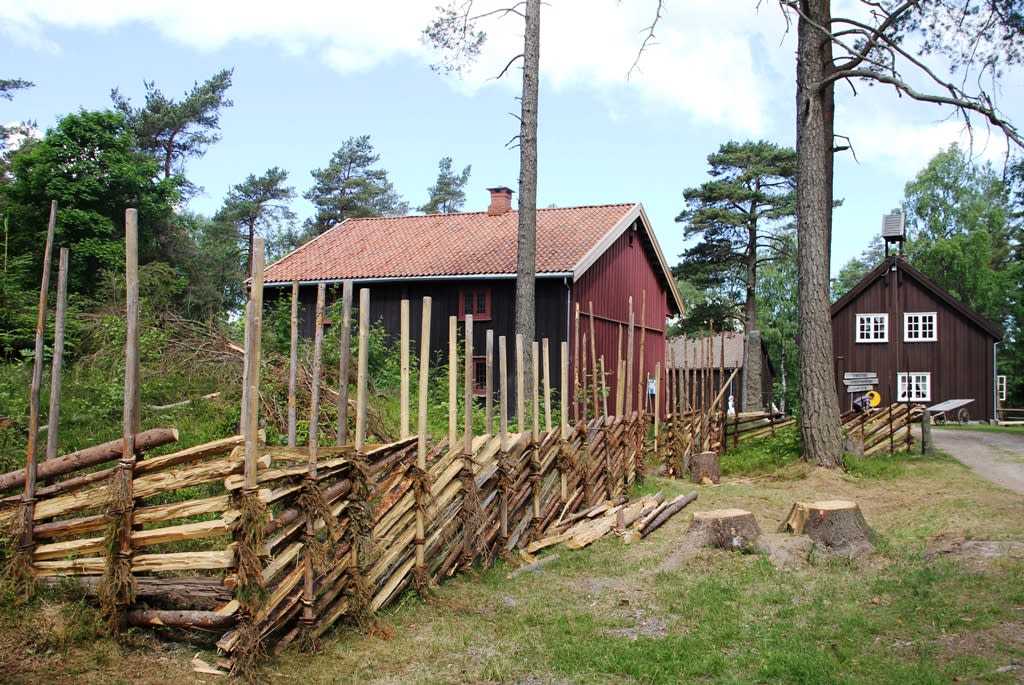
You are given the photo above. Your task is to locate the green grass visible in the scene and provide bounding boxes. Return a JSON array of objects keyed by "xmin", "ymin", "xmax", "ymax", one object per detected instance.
[
  {"xmin": 720, "ymin": 426, "xmax": 802, "ymax": 477},
  {"xmin": 935, "ymin": 423, "xmax": 1024, "ymax": 435}
]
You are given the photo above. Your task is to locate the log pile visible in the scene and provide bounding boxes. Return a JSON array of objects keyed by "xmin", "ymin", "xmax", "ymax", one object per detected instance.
[{"xmin": 524, "ymin": 489, "xmax": 699, "ymax": 552}]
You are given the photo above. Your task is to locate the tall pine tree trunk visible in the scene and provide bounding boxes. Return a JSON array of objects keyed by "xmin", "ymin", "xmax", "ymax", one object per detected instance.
[
  {"xmin": 515, "ymin": 0, "xmax": 540, "ymax": 401},
  {"xmin": 796, "ymin": 0, "xmax": 843, "ymax": 467}
]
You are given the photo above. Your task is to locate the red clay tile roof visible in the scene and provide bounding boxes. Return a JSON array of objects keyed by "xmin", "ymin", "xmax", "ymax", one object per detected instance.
[{"xmin": 263, "ymin": 204, "xmax": 642, "ymax": 283}]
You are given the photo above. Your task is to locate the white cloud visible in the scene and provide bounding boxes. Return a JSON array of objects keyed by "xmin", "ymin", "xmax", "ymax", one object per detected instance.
[{"xmin": 0, "ymin": 0, "xmax": 797, "ymax": 136}]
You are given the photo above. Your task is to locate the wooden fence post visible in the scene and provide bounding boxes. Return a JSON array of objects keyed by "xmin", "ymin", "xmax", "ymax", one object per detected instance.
[
  {"xmin": 401, "ymin": 299, "xmax": 410, "ymax": 440},
  {"xmin": 355, "ymin": 288, "xmax": 369, "ymax": 452},
  {"xmin": 449, "ymin": 316, "xmax": 457, "ymax": 448},
  {"xmin": 415, "ymin": 297, "xmax": 432, "ymax": 569},
  {"xmin": 532, "ymin": 340, "xmax": 540, "ymax": 441},
  {"xmin": 486, "ymin": 329, "xmax": 494, "ymax": 436},
  {"xmin": 287, "ymin": 281, "xmax": 299, "ymax": 448},
  {"xmin": 573, "ymin": 302, "xmax": 580, "ymax": 421},
  {"xmin": 464, "ymin": 315, "xmax": 473, "ymax": 454},
  {"xmin": 542, "ymin": 338, "xmax": 552, "ymax": 435},
  {"xmin": 45, "ymin": 247, "xmax": 69, "ymax": 462},
  {"xmin": 302, "ymin": 282, "xmax": 326, "ymax": 636},
  {"xmin": 516, "ymin": 334, "xmax": 526, "ymax": 433},
  {"xmin": 243, "ymin": 237, "xmax": 265, "ymax": 487},
  {"xmin": 626, "ymin": 297, "xmax": 634, "ymax": 417},
  {"xmin": 308, "ymin": 283, "xmax": 326, "ymax": 452},
  {"xmin": 589, "ymin": 302, "xmax": 599, "ymax": 418},
  {"xmin": 499, "ymin": 336, "xmax": 509, "ymax": 540},
  {"xmin": 12, "ymin": 201, "xmax": 56, "ymax": 596},
  {"xmin": 337, "ymin": 280, "xmax": 353, "ymax": 446}
]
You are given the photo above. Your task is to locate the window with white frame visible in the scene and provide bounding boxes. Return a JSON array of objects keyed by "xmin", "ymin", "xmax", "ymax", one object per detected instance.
[
  {"xmin": 904, "ymin": 312, "xmax": 937, "ymax": 341},
  {"xmin": 856, "ymin": 313, "xmax": 888, "ymax": 342},
  {"xmin": 998, "ymin": 375, "xmax": 1007, "ymax": 402},
  {"xmin": 897, "ymin": 372, "xmax": 931, "ymax": 402}
]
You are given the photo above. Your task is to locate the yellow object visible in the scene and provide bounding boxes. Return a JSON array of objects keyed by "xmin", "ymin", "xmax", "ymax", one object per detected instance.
[{"xmin": 866, "ymin": 390, "xmax": 881, "ymax": 408}]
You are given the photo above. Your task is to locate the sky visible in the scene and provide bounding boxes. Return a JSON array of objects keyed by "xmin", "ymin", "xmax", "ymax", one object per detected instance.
[{"xmin": 2, "ymin": 1, "xmax": 1022, "ymax": 279}]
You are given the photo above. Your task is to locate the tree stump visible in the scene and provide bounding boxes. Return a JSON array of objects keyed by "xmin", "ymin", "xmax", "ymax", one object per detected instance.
[
  {"xmin": 681, "ymin": 508, "xmax": 761, "ymax": 552},
  {"xmin": 780, "ymin": 500, "xmax": 876, "ymax": 558},
  {"xmin": 690, "ymin": 451, "xmax": 720, "ymax": 485}
]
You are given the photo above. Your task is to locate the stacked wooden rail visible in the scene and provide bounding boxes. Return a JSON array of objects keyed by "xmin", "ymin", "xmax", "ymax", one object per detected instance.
[
  {"xmin": 0, "ymin": 414, "xmax": 645, "ymax": 673},
  {"xmin": 840, "ymin": 402, "xmax": 922, "ymax": 456},
  {"xmin": 3, "ymin": 223, "xmax": 656, "ymax": 677}
]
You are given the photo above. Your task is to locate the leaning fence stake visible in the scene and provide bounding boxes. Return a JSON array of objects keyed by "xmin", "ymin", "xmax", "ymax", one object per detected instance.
[{"xmin": 45, "ymin": 247, "xmax": 69, "ymax": 462}]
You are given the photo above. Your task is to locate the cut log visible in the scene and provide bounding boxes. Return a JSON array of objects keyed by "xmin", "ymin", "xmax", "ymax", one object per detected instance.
[
  {"xmin": 690, "ymin": 450, "xmax": 720, "ymax": 485},
  {"xmin": 127, "ymin": 609, "xmax": 237, "ymax": 631},
  {"xmin": 681, "ymin": 508, "xmax": 761, "ymax": 551},
  {"xmin": 0, "ymin": 427, "xmax": 178, "ymax": 493},
  {"xmin": 780, "ymin": 500, "xmax": 876, "ymax": 557},
  {"xmin": 639, "ymin": 491, "xmax": 698, "ymax": 538}
]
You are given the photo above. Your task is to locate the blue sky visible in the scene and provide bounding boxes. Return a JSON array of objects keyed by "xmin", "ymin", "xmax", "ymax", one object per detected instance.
[{"xmin": 2, "ymin": 1, "xmax": 1021, "ymax": 278}]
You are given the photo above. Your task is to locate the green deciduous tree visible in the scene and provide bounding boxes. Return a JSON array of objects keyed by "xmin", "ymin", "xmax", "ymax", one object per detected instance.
[
  {"xmin": 420, "ymin": 157, "xmax": 472, "ymax": 214},
  {"xmin": 903, "ymin": 145, "xmax": 1014, "ymax": 319},
  {"xmin": 3, "ymin": 109, "xmax": 180, "ymax": 299},
  {"xmin": 217, "ymin": 167, "xmax": 296, "ymax": 275},
  {"xmin": 675, "ymin": 140, "xmax": 797, "ymax": 335},
  {"xmin": 303, "ymin": 135, "xmax": 409, "ymax": 236},
  {"xmin": 111, "ymin": 68, "xmax": 233, "ymax": 182},
  {"xmin": 901, "ymin": 144, "xmax": 1023, "ymax": 407},
  {"xmin": 180, "ymin": 211, "xmax": 246, "ymax": 319}
]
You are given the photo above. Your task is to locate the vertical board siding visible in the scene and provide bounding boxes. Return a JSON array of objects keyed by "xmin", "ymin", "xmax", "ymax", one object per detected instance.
[
  {"xmin": 832, "ymin": 263, "xmax": 999, "ymax": 420},
  {"xmin": 572, "ymin": 227, "xmax": 670, "ymax": 417}
]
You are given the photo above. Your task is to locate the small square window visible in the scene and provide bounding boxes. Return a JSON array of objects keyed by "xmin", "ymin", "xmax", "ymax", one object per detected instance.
[
  {"xmin": 458, "ymin": 288, "xmax": 491, "ymax": 321},
  {"xmin": 472, "ymin": 356, "xmax": 487, "ymax": 396},
  {"xmin": 856, "ymin": 313, "xmax": 888, "ymax": 343},
  {"xmin": 904, "ymin": 312, "xmax": 937, "ymax": 342}
]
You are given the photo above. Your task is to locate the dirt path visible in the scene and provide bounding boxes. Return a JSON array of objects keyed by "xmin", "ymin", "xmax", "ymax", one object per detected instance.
[{"xmin": 929, "ymin": 428, "xmax": 1024, "ymax": 496}]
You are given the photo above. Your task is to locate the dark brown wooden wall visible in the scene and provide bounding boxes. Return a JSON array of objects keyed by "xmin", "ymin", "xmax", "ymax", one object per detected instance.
[
  {"xmin": 267, "ymin": 278, "xmax": 568, "ymax": 417},
  {"xmin": 831, "ymin": 264, "xmax": 997, "ymax": 420}
]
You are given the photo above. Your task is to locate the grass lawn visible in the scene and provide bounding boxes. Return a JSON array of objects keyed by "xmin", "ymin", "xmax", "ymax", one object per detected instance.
[{"xmin": 3, "ymin": 448, "xmax": 1022, "ymax": 684}]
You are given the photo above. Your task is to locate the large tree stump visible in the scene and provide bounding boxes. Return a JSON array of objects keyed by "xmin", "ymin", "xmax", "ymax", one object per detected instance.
[
  {"xmin": 780, "ymin": 500, "xmax": 876, "ymax": 558},
  {"xmin": 681, "ymin": 508, "xmax": 761, "ymax": 552},
  {"xmin": 690, "ymin": 451, "xmax": 720, "ymax": 485}
]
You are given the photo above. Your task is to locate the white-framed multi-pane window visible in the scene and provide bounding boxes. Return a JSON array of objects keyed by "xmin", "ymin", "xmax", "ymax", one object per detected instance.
[
  {"xmin": 897, "ymin": 372, "xmax": 931, "ymax": 402},
  {"xmin": 855, "ymin": 313, "xmax": 888, "ymax": 343},
  {"xmin": 904, "ymin": 312, "xmax": 937, "ymax": 342}
]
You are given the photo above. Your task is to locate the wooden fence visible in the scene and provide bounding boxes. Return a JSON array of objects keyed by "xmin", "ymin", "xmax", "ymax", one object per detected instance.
[{"xmin": 1, "ymin": 228, "xmax": 649, "ymax": 677}]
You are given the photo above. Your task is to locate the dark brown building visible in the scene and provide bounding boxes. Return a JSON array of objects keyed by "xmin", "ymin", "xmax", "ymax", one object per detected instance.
[
  {"xmin": 830, "ymin": 255, "xmax": 1003, "ymax": 421},
  {"xmin": 261, "ymin": 188, "xmax": 683, "ymax": 419}
]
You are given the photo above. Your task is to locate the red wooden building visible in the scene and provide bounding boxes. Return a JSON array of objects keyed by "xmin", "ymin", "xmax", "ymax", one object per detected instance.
[
  {"xmin": 262, "ymin": 188, "xmax": 683, "ymax": 419},
  {"xmin": 830, "ymin": 255, "xmax": 1003, "ymax": 421}
]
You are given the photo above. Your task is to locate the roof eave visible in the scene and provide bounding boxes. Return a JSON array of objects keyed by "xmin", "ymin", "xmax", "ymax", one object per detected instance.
[{"xmin": 571, "ymin": 203, "xmax": 684, "ymax": 316}]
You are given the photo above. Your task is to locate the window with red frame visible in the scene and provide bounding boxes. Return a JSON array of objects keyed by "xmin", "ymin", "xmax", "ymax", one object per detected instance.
[
  {"xmin": 472, "ymin": 356, "xmax": 487, "ymax": 396},
  {"xmin": 458, "ymin": 288, "xmax": 491, "ymax": 321}
]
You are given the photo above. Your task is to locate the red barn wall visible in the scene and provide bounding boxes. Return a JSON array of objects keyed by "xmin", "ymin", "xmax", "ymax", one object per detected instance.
[{"xmin": 571, "ymin": 227, "xmax": 670, "ymax": 419}]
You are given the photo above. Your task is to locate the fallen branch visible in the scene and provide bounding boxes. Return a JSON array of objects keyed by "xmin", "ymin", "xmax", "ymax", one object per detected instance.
[{"xmin": 146, "ymin": 392, "xmax": 221, "ymax": 411}]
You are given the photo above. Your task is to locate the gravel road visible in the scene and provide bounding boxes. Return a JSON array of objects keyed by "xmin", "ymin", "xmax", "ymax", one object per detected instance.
[{"xmin": 929, "ymin": 428, "xmax": 1024, "ymax": 496}]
